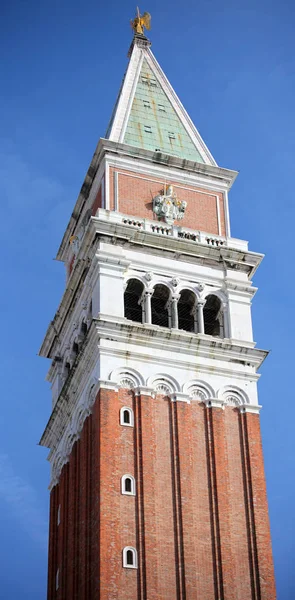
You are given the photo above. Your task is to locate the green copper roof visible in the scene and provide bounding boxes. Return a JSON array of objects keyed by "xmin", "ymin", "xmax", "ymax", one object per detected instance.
[{"xmin": 123, "ymin": 60, "xmax": 204, "ymax": 163}]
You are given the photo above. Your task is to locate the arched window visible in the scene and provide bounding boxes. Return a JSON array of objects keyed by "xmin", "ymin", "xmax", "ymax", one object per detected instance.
[
  {"xmin": 178, "ymin": 289, "xmax": 196, "ymax": 332},
  {"xmin": 124, "ymin": 279, "xmax": 144, "ymax": 323},
  {"xmin": 123, "ymin": 547, "xmax": 138, "ymax": 569},
  {"xmin": 120, "ymin": 407, "xmax": 134, "ymax": 427},
  {"xmin": 203, "ymin": 295, "xmax": 224, "ymax": 338},
  {"xmin": 151, "ymin": 284, "xmax": 170, "ymax": 327},
  {"xmin": 121, "ymin": 474, "xmax": 136, "ymax": 496}
]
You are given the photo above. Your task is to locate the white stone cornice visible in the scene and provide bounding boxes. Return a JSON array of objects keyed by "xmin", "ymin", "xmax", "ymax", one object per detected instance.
[
  {"xmin": 98, "ymin": 380, "xmax": 119, "ymax": 392},
  {"xmin": 134, "ymin": 386, "xmax": 155, "ymax": 398},
  {"xmin": 171, "ymin": 392, "xmax": 190, "ymax": 404},
  {"xmin": 239, "ymin": 404, "xmax": 262, "ymax": 414},
  {"xmin": 205, "ymin": 398, "xmax": 225, "ymax": 409},
  {"xmin": 95, "ymin": 317, "xmax": 267, "ymax": 372}
]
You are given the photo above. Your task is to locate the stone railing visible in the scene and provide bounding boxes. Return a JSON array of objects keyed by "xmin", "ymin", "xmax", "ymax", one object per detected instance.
[{"xmin": 95, "ymin": 209, "xmax": 248, "ymax": 252}]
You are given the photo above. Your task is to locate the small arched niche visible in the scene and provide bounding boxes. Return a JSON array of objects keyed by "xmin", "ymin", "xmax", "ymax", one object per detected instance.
[
  {"xmin": 178, "ymin": 289, "xmax": 196, "ymax": 332},
  {"xmin": 124, "ymin": 279, "xmax": 144, "ymax": 323},
  {"xmin": 203, "ymin": 294, "xmax": 224, "ymax": 338},
  {"xmin": 151, "ymin": 284, "xmax": 170, "ymax": 327}
]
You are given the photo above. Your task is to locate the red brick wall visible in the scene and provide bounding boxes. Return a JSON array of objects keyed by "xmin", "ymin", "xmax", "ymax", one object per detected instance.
[
  {"xmin": 105, "ymin": 167, "xmax": 226, "ymax": 236},
  {"xmin": 92, "ymin": 182, "xmax": 103, "ymax": 216},
  {"xmin": 47, "ymin": 392, "xmax": 275, "ymax": 600}
]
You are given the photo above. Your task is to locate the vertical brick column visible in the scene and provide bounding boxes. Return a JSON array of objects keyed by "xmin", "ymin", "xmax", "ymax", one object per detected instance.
[
  {"xmin": 91, "ymin": 395, "xmax": 101, "ymax": 599},
  {"xmin": 78, "ymin": 416, "xmax": 91, "ymax": 600},
  {"xmin": 67, "ymin": 442, "xmax": 77, "ymax": 599},
  {"xmin": 135, "ymin": 389, "xmax": 158, "ymax": 599},
  {"xmin": 97, "ymin": 389, "xmax": 122, "ymax": 600},
  {"xmin": 173, "ymin": 399, "xmax": 205, "ymax": 599},
  {"xmin": 169, "ymin": 400, "xmax": 186, "ymax": 600},
  {"xmin": 74, "ymin": 440, "xmax": 81, "ymax": 598},
  {"xmin": 205, "ymin": 402, "xmax": 236, "ymax": 600},
  {"xmin": 241, "ymin": 410, "xmax": 276, "ymax": 600},
  {"xmin": 47, "ymin": 484, "xmax": 59, "ymax": 600},
  {"xmin": 58, "ymin": 462, "xmax": 69, "ymax": 599}
]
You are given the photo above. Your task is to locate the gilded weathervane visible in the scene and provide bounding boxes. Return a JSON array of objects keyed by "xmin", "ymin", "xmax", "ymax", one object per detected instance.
[{"xmin": 131, "ymin": 7, "xmax": 151, "ymax": 35}]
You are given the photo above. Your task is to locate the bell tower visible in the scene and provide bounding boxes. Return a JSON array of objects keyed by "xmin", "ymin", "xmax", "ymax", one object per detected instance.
[{"xmin": 40, "ymin": 17, "xmax": 276, "ymax": 600}]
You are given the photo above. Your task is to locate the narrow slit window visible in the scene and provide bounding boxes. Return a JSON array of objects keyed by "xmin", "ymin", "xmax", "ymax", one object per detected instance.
[
  {"xmin": 158, "ymin": 104, "xmax": 166, "ymax": 112},
  {"xmin": 57, "ymin": 505, "xmax": 61, "ymax": 526},
  {"xmin": 168, "ymin": 132, "xmax": 176, "ymax": 139},
  {"xmin": 143, "ymin": 100, "xmax": 150, "ymax": 108},
  {"xmin": 144, "ymin": 125, "xmax": 152, "ymax": 133}
]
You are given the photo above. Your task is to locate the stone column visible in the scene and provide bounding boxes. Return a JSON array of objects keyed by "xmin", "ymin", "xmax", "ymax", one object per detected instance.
[
  {"xmin": 171, "ymin": 294, "xmax": 180, "ymax": 329},
  {"xmin": 222, "ymin": 301, "xmax": 231, "ymax": 338},
  {"xmin": 144, "ymin": 290, "xmax": 153, "ymax": 324},
  {"xmin": 197, "ymin": 300, "xmax": 205, "ymax": 334}
]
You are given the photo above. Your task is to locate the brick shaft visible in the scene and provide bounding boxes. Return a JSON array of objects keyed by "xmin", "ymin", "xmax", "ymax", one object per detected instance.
[{"xmin": 47, "ymin": 391, "xmax": 276, "ymax": 600}]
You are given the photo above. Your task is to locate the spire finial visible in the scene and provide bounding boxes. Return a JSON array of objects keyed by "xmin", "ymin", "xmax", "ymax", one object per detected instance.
[{"xmin": 130, "ymin": 8, "xmax": 151, "ymax": 36}]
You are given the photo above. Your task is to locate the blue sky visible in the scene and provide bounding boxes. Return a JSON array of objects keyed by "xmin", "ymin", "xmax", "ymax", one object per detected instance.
[{"xmin": 1, "ymin": 0, "xmax": 294, "ymax": 597}]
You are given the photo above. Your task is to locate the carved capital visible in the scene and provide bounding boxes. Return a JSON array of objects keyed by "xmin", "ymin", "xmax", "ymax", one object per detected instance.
[{"xmin": 144, "ymin": 271, "xmax": 153, "ymax": 282}]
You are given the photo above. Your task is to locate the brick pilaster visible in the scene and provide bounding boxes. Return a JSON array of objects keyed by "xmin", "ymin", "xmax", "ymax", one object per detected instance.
[
  {"xmin": 242, "ymin": 411, "xmax": 276, "ymax": 600},
  {"xmin": 205, "ymin": 405, "xmax": 237, "ymax": 600},
  {"xmin": 67, "ymin": 443, "xmax": 77, "ymax": 598},
  {"xmin": 135, "ymin": 391, "xmax": 158, "ymax": 599},
  {"xmin": 47, "ymin": 484, "xmax": 59, "ymax": 600}
]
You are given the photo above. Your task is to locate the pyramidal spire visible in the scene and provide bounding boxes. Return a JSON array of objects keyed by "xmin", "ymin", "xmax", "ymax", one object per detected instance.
[{"xmin": 106, "ymin": 13, "xmax": 216, "ymax": 165}]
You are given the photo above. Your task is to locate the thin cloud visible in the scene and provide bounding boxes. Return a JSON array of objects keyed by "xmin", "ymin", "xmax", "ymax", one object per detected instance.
[{"xmin": 0, "ymin": 454, "xmax": 48, "ymax": 550}]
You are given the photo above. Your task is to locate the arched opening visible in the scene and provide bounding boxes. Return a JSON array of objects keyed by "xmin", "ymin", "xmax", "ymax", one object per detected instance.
[
  {"xmin": 123, "ymin": 410, "xmax": 130, "ymax": 424},
  {"xmin": 178, "ymin": 289, "xmax": 196, "ymax": 332},
  {"xmin": 127, "ymin": 550, "xmax": 134, "ymax": 565},
  {"xmin": 121, "ymin": 474, "xmax": 136, "ymax": 495},
  {"xmin": 151, "ymin": 284, "xmax": 170, "ymax": 327},
  {"xmin": 123, "ymin": 547, "xmax": 137, "ymax": 568},
  {"xmin": 125, "ymin": 478, "xmax": 132, "ymax": 493},
  {"xmin": 203, "ymin": 295, "xmax": 224, "ymax": 337},
  {"xmin": 124, "ymin": 279, "xmax": 144, "ymax": 323},
  {"xmin": 120, "ymin": 407, "xmax": 134, "ymax": 427}
]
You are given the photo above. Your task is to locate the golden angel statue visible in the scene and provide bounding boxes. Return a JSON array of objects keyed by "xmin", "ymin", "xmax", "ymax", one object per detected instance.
[{"xmin": 131, "ymin": 8, "xmax": 151, "ymax": 35}]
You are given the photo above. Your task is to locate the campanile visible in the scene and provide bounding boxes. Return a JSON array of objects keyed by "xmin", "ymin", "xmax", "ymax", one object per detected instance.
[{"xmin": 40, "ymin": 13, "xmax": 276, "ymax": 600}]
